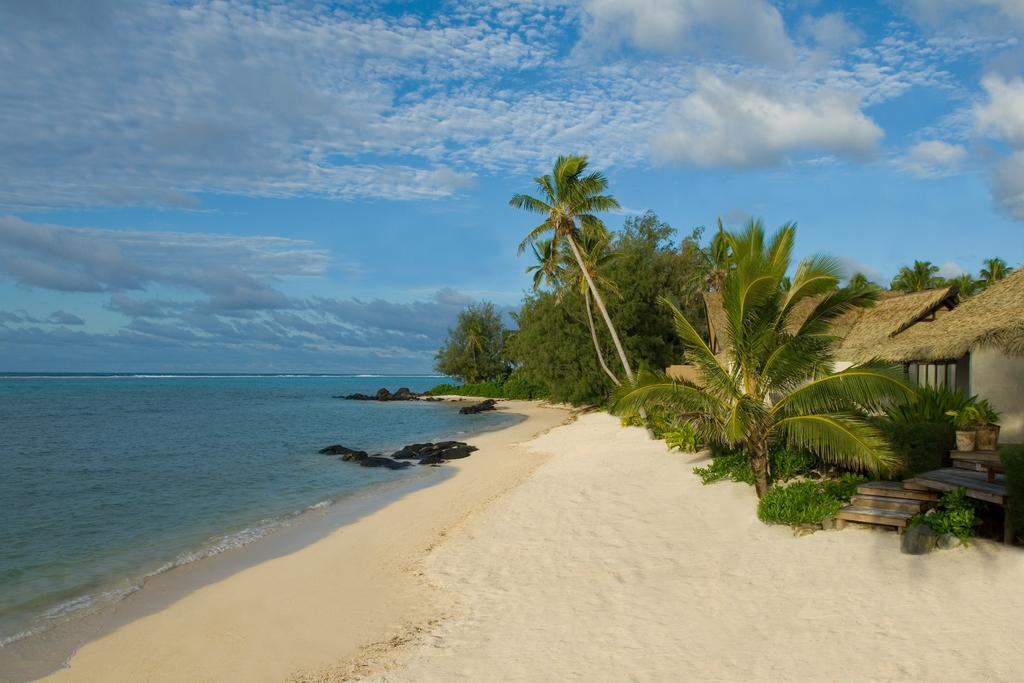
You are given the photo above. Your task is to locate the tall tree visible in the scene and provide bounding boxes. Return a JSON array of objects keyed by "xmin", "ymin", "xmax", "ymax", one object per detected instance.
[
  {"xmin": 435, "ymin": 302, "xmax": 507, "ymax": 383},
  {"xmin": 510, "ymin": 155, "xmax": 635, "ymax": 382},
  {"xmin": 847, "ymin": 272, "xmax": 875, "ymax": 290},
  {"xmin": 890, "ymin": 260, "xmax": 941, "ymax": 292},
  {"xmin": 980, "ymin": 257, "xmax": 1013, "ymax": 288},
  {"xmin": 613, "ymin": 220, "xmax": 910, "ymax": 497},
  {"xmin": 563, "ymin": 226, "xmax": 622, "ymax": 386}
]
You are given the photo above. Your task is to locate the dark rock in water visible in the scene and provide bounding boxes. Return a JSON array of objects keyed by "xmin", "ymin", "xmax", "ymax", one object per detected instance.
[
  {"xmin": 418, "ymin": 455, "xmax": 445, "ymax": 465},
  {"xmin": 388, "ymin": 440, "xmax": 478, "ymax": 463},
  {"xmin": 338, "ymin": 387, "xmax": 423, "ymax": 401},
  {"xmin": 359, "ymin": 455, "xmax": 410, "ymax": 470},
  {"xmin": 319, "ymin": 446, "xmax": 372, "ymax": 462},
  {"xmin": 459, "ymin": 399, "xmax": 497, "ymax": 414},
  {"xmin": 437, "ymin": 444, "xmax": 475, "ymax": 459},
  {"xmin": 901, "ymin": 524, "xmax": 937, "ymax": 555}
]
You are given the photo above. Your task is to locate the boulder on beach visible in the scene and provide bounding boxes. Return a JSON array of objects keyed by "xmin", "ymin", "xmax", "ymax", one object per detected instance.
[
  {"xmin": 389, "ymin": 441, "xmax": 478, "ymax": 463},
  {"xmin": 459, "ymin": 399, "xmax": 497, "ymax": 415}
]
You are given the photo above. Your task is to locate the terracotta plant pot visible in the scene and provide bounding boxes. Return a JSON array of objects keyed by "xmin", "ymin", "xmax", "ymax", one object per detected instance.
[
  {"xmin": 955, "ymin": 430, "xmax": 977, "ymax": 452},
  {"xmin": 976, "ymin": 424, "xmax": 1000, "ymax": 451}
]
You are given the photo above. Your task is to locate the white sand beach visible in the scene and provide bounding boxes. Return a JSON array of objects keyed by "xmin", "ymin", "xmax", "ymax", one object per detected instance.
[{"xmin": 44, "ymin": 407, "xmax": 1023, "ymax": 682}]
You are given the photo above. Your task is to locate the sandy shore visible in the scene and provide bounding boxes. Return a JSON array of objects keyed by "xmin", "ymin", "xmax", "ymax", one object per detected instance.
[
  {"xmin": 39, "ymin": 407, "xmax": 1024, "ymax": 682},
  {"xmin": 364, "ymin": 412, "xmax": 1024, "ymax": 682},
  {"xmin": 40, "ymin": 400, "xmax": 573, "ymax": 683}
]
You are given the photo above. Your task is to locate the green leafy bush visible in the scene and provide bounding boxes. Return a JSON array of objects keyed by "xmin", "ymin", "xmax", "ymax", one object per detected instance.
[
  {"xmin": 910, "ymin": 488, "xmax": 980, "ymax": 541},
  {"xmin": 694, "ymin": 454, "xmax": 754, "ymax": 485},
  {"xmin": 757, "ymin": 474, "xmax": 867, "ymax": 526},
  {"xmin": 771, "ymin": 448, "xmax": 820, "ymax": 482},
  {"xmin": 885, "ymin": 385, "xmax": 972, "ymax": 424},
  {"xmin": 426, "ymin": 370, "xmax": 548, "ymax": 400},
  {"xmin": 694, "ymin": 447, "xmax": 820, "ymax": 486},
  {"xmin": 664, "ymin": 424, "xmax": 698, "ymax": 452},
  {"xmin": 874, "ymin": 419, "xmax": 953, "ymax": 476},
  {"xmin": 1000, "ymin": 445, "xmax": 1024, "ymax": 543}
]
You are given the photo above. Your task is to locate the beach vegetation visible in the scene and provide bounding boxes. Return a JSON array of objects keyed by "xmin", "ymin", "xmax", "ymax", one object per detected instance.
[
  {"xmin": 891, "ymin": 260, "xmax": 942, "ymax": 292},
  {"xmin": 873, "ymin": 419, "xmax": 952, "ymax": 476},
  {"xmin": 757, "ymin": 474, "xmax": 866, "ymax": 526},
  {"xmin": 509, "ymin": 212, "xmax": 708, "ymax": 405},
  {"xmin": 435, "ymin": 302, "xmax": 508, "ymax": 383},
  {"xmin": 426, "ymin": 369, "xmax": 547, "ymax": 400},
  {"xmin": 1000, "ymin": 445, "xmax": 1024, "ymax": 543},
  {"xmin": 909, "ymin": 488, "xmax": 980, "ymax": 542},
  {"xmin": 510, "ymin": 154, "xmax": 635, "ymax": 384},
  {"xmin": 979, "ymin": 257, "xmax": 1013, "ymax": 288},
  {"xmin": 694, "ymin": 447, "xmax": 820, "ymax": 486},
  {"xmin": 612, "ymin": 220, "xmax": 912, "ymax": 497}
]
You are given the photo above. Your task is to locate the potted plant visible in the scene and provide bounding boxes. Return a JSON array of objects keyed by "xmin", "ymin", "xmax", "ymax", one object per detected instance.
[
  {"xmin": 975, "ymin": 399, "xmax": 1001, "ymax": 451},
  {"xmin": 947, "ymin": 405, "xmax": 982, "ymax": 451}
]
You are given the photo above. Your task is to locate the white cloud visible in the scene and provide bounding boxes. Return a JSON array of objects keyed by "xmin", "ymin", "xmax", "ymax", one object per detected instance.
[
  {"xmin": 577, "ymin": 0, "xmax": 795, "ymax": 65},
  {"xmin": 993, "ymin": 151, "xmax": 1024, "ymax": 219},
  {"xmin": 653, "ymin": 73, "xmax": 883, "ymax": 167},
  {"xmin": 902, "ymin": 0, "xmax": 1024, "ymax": 33},
  {"xmin": 974, "ymin": 75, "xmax": 1024, "ymax": 146},
  {"xmin": 899, "ymin": 140, "xmax": 968, "ymax": 177},
  {"xmin": 937, "ymin": 261, "xmax": 965, "ymax": 278},
  {"xmin": 799, "ymin": 13, "xmax": 863, "ymax": 54}
]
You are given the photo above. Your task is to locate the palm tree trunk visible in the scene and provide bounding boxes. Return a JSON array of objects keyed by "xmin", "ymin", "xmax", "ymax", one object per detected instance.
[
  {"xmin": 750, "ymin": 440, "xmax": 771, "ymax": 498},
  {"xmin": 565, "ymin": 234, "xmax": 635, "ymax": 382},
  {"xmin": 585, "ymin": 290, "xmax": 621, "ymax": 386}
]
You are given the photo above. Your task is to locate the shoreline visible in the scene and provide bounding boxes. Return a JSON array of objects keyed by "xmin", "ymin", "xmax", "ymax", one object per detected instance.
[{"xmin": 20, "ymin": 399, "xmax": 573, "ymax": 682}]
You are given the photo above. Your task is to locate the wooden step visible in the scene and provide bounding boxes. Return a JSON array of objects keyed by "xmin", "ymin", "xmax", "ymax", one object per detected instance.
[
  {"xmin": 836, "ymin": 505, "xmax": 916, "ymax": 529},
  {"xmin": 857, "ymin": 481, "xmax": 938, "ymax": 502},
  {"xmin": 850, "ymin": 494, "xmax": 927, "ymax": 513}
]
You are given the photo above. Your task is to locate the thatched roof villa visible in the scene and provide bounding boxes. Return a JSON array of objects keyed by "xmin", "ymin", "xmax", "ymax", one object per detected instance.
[{"xmin": 688, "ymin": 272, "xmax": 1024, "ymax": 443}]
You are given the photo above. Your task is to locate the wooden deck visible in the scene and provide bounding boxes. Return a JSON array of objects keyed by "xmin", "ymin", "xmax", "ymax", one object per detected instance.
[{"xmin": 906, "ymin": 467, "xmax": 1013, "ymax": 543}]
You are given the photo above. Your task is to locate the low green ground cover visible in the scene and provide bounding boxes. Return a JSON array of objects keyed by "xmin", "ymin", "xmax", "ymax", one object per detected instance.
[
  {"xmin": 693, "ymin": 448, "xmax": 819, "ymax": 486},
  {"xmin": 909, "ymin": 488, "xmax": 980, "ymax": 541},
  {"xmin": 757, "ymin": 474, "xmax": 867, "ymax": 526}
]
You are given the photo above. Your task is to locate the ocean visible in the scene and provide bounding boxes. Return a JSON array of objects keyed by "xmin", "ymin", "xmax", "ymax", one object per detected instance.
[{"xmin": 0, "ymin": 374, "xmax": 515, "ymax": 651}]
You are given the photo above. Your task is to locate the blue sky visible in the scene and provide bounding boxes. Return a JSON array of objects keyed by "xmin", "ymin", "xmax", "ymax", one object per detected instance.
[{"xmin": 1, "ymin": 0, "xmax": 1022, "ymax": 373}]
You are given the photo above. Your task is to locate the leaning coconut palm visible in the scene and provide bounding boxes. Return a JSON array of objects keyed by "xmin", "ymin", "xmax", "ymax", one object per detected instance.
[
  {"xmin": 612, "ymin": 220, "xmax": 911, "ymax": 498},
  {"xmin": 563, "ymin": 226, "xmax": 622, "ymax": 386},
  {"xmin": 510, "ymin": 155, "xmax": 635, "ymax": 382}
]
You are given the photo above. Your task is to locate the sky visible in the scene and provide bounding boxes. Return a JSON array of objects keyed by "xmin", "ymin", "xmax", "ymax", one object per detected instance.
[{"xmin": 1, "ymin": 0, "xmax": 1023, "ymax": 373}]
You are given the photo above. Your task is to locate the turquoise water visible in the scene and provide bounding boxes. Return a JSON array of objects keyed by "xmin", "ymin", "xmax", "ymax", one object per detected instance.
[{"xmin": 0, "ymin": 374, "xmax": 513, "ymax": 646}]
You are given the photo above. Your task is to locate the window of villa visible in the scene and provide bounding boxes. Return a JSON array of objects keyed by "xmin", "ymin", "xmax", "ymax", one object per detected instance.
[{"xmin": 908, "ymin": 362, "xmax": 956, "ymax": 389}]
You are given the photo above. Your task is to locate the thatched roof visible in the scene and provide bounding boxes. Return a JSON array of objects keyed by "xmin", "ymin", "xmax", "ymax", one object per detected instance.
[
  {"xmin": 702, "ymin": 286, "xmax": 961, "ymax": 363},
  {"xmin": 836, "ymin": 287, "xmax": 959, "ymax": 363},
  {"xmin": 870, "ymin": 270, "xmax": 1024, "ymax": 362}
]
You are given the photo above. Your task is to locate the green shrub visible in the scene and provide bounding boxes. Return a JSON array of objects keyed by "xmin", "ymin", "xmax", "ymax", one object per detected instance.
[
  {"xmin": 874, "ymin": 419, "xmax": 953, "ymax": 476},
  {"xmin": 885, "ymin": 385, "xmax": 972, "ymax": 424},
  {"xmin": 694, "ymin": 447, "xmax": 820, "ymax": 486},
  {"xmin": 771, "ymin": 447, "xmax": 820, "ymax": 482},
  {"xmin": 694, "ymin": 454, "xmax": 754, "ymax": 485},
  {"xmin": 426, "ymin": 370, "xmax": 547, "ymax": 400},
  {"xmin": 1000, "ymin": 445, "xmax": 1024, "ymax": 542},
  {"xmin": 910, "ymin": 488, "xmax": 980, "ymax": 541},
  {"xmin": 757, "ymin": 474, "xmax": 867, "ymax": 526},
  {"xmin": 664, "ymin": 424, "xmax": 698, "ymax": 452}
]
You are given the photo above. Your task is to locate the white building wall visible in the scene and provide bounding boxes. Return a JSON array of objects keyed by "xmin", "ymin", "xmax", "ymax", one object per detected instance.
[{"xmin": 970, "ymin": 347, "xmax": 1024, "ymax": 445}]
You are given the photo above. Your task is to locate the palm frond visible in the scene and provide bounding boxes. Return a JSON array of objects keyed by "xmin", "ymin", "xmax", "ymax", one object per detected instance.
[
  {"xmin": 772, "ymin": 360, "xmax": 911, "ymax": 416},
  {"xmin": 772, "ymin": 413, "xmax": 899, "ymax": 474}
]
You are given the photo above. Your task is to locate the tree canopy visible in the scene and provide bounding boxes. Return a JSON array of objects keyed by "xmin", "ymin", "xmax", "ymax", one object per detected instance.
[{"xmin": 434, "ymin": 302, "xmax": 508, "ymax": 383}]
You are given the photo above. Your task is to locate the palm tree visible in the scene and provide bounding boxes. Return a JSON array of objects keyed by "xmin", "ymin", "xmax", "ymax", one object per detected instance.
[
  {"xmin": 612, "ymin": 220, "xmax": 910, "ymax": 498},
  {"xmin": 980, "ymin": 257, "xmax": 1013, "ymax": 288},
  {"xmin": 847, "ymin": 272, "xmax": 875, "ymax": 290},
  {"xmin": 526, "ymin": 238, "xmax": 562, "ymax": 292},
  {"xmin": 890, "ymin": 260, "xmax": 941, "ymax": 292},
  {"xmin": 524, "ymin": 230, "xmax": 621, "ymax": 385},
  {"xmin": 510, "ymin": 155, "xmax": 635, "ymax": 381},
  {"xmin": 563, "ymin": 226, "xmax": 622, "ymax": 386},
  {"xmin": 463, "ymin": 319, "xmax": 485, "ymax": 382},
  {"xmin": 947, "ymin": 272, "xmax": 980, "ymax": 297},
  {"xmin": 702, "ymin": 218, "xmax": 732, "ymax": 292}
]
